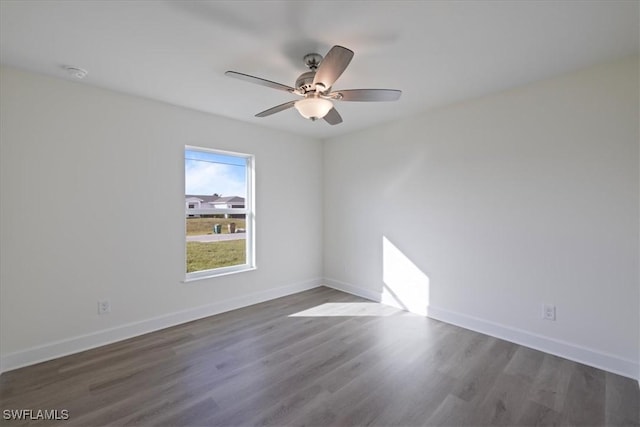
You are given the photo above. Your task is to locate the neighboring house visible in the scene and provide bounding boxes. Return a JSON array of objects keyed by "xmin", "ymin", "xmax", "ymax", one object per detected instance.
[
  {"xmin": 186, "ymin": 195, "xmax": 245, "ymax": 217},
  {"xmin": 209, "ymin": 196, "xmax": 245, "ymax": 209}
]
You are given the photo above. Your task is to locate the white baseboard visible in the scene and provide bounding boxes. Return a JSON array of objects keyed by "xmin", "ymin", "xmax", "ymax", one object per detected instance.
[
  {"xmin": 0, "ymin": 278, "xmax": 322, "ymax": 375},
  {"xmin": 324, "ymin": 277, "xmax": 383, "ymax": 302},
  {"xmin": 3, "ymin": 276, "xmax": 638, "ymax": 383},
  {"xmin": 323, "ymin": 277, "xmax": 639, "ymax": 382},
  {"xmin": 426, "ymin": 305, "xmax": 639, "ymax": 381}
]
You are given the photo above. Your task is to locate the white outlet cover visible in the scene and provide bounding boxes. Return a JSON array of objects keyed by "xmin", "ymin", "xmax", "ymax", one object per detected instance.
[
  {"xmin": 542, "ymin": 304, "xmax": 556, "ymax": 321},
  {"xmin": 98, "ymin": 300, "xmax": 111, "ymax": 314}
]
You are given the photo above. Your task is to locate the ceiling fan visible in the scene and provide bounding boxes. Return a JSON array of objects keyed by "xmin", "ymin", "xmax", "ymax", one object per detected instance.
[{"xmin": 225, "ymin": 45, "xmax": 402, "ymax": 125}]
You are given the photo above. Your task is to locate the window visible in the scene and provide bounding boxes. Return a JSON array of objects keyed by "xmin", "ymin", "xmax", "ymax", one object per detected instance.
[{"xmin": 185, "ymin": 146, "xmax": 254, "ymax": 279}]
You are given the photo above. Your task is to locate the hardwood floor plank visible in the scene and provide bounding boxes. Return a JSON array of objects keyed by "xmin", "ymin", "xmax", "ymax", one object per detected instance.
[
  {"xmin": 207, "ymin": 320, "xmax": 403, "ymax": 425},
  {"xmin": 434, "ymin": 328, "xmax": 492, "ymax": 380},
  {"xmin": 330, "ymin": 333, "xmax": 453, "ymax": 426},
  {"xmin": 474, "ymin": 372, "xmax": 534, "ymax": 425},
  {"xmin": 605, "ymin": 371, "xmax": 640, "ymax": 426},
  {"xmin": 561, "ymin": 363, "xmax": 606, "ymax": 425},
  {"xmin": 528, "ymin": 353, "xmax": 575, "ymax": 412},
  {"xmin": 424, "ymin": 393, "xmax": 475, "ymax": 426},
  {"xmin": 517, "ymin": 400, "xmax": 564, "ymax": 426},
  {"xmin": 450, "ymin": 337, "xmax": 519, "ymax": 403},
  {"xmin": 245, "ymin": 384, "xmax": 330, "ymax": 426},
  {"xmin": 503, "ymin": 345, "xmax": 545, "ymax": 382},
  {"xmin": 353, "ymin": 368, "xmax": 456, "ymax": 427}
]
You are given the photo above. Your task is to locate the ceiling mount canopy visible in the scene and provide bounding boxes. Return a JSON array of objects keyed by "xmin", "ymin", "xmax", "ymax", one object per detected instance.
[{"xmin": 225, "ymin": 45, "xmax": 402, "ymax": 126}]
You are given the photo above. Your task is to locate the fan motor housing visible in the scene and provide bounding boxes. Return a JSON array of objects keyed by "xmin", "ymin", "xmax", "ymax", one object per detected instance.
[{"xmin": 295, "ymin": 71, "xmax": 316, "ymax": 93}]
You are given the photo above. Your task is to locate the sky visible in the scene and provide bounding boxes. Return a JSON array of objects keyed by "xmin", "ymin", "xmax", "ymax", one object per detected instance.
[{"xmin": 185, "ymin": 149, "xmax": 247, "ymax": 197}]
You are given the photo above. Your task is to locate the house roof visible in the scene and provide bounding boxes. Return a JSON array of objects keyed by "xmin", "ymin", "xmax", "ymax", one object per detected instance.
[
  {"xmin": 185, "ymin": 194, "xmax": 220, "ymax": 203},
  {"xmin": 185, "ymin": 195, "xmax": 245, "ymax": 204},
  {"xmin": 211, "ymin": 196, "xmax": 244, "ymax": 204}
]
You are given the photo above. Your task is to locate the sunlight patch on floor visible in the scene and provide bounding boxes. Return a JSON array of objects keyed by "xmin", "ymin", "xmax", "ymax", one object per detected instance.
[{"xmin": 288, "ymin": 302, "xmax": 401, "ymax": 317}]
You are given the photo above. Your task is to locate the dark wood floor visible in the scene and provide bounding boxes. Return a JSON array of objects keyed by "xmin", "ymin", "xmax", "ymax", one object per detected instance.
[{"xmin": 1, "ymin": 287, "xmax": 638, "ymax": 426}]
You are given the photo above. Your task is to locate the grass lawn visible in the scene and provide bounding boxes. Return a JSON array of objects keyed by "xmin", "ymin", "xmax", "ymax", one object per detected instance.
[
  {"xmin": 186, "ymin": 217, "xmax": 246, "ymax": 236},
  {"xmin": 186, "ymin": 240, "xmax": 246, "ymax": 272}
]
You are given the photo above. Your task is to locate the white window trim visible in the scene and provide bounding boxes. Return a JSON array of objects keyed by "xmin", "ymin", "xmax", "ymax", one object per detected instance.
[
  {"xmin": 184, "ymin": 264, "xmax": 257, "ymax": 282},
  {"xmin": 185, "ymin": 146, "xmax": 255, "ymax": 281}
]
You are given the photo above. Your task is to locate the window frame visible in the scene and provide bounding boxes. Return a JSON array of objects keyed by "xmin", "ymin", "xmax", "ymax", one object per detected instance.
[{"xmin": 184, "ymin": 145, "xmax": 255, "ymax": 281}]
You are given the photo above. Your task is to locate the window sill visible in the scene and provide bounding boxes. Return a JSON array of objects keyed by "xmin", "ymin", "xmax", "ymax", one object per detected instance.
[{"xmin": 183, "ymin": 266, "xmax": 256, "ymax": 283}]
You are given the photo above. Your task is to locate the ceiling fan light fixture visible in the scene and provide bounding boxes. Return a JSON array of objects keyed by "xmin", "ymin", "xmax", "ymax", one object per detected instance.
[
  {"xmin": 294, "ymin": 97, "xmax": 333, "ymax": 120},
  {"xmin": 226, "ymin": 45, "xmax": 401, "ymax": 125}
]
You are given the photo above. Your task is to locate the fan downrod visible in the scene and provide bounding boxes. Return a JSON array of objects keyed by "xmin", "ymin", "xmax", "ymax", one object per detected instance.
[{"xmin": 296, "ymin": 53, "xmax": 325, "ymax": 94}]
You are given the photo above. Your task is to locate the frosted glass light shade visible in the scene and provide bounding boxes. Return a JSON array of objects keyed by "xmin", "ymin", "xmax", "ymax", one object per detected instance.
[{"xmin": 294, "ymin": 97, "xmax": 333, "ymax": 119}]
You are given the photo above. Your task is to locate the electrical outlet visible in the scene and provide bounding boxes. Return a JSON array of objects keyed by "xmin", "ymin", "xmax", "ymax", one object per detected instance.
[
  {"xmin": 98, "ymin": 299, "xmax": 111, "ymax": 315},
  {"xmin": 542, "ymin": 303, "xmax": 556, "ymax": 321}
]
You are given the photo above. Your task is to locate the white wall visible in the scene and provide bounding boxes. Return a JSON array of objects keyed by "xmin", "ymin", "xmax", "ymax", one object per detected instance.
[
  {"xmin": 324, "ymin": 57, "xmax": 639, "ymax": 379},
  {"xmin": 0, "ymin": 66, "xmax": 323, "ymax": 371}
]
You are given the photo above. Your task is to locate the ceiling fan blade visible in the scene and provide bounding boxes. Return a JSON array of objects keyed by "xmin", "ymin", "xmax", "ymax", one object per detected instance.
[
  {"xmin": 323, "ymin": 107, "xmax": 343, "ymax": 125},
  {"xmin": 225, "ymin": 71, "xmax": 295, "ymax": 93},
  {"xmin": 313, "ymin": 45, "xmax": 354, "ymax": 91},
  {"xmin": 255, "ymin": 100, "xmax": 296, "ymax": 117},
  {"xmin": 332, "ymin": 89, "xmax": 402, "ymax": 102}
]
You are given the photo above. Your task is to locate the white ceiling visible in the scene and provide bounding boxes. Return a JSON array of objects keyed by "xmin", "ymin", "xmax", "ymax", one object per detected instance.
[{"xmin": 1, "ymin": 1, "xmax": 638, "ymax": 139}]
